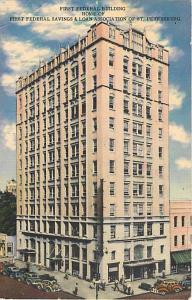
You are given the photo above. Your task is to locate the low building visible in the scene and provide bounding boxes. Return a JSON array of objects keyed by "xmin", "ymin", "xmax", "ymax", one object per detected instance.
[
  {"xmin": 6, "ymin": 179, "xmax": 16, "ymax": 196},
  {"xmin": 0, "ymin": 233, "xmax": 16, "ymax": 257},
  {"xmin": 170, "ymin": 200, "xmax": 192, "ymax": 273}
]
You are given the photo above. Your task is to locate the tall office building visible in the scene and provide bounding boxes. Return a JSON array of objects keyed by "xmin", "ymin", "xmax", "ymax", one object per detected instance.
[{"xmin": 16, "ymin": 22, "xmax": 170, "ymax": 282}]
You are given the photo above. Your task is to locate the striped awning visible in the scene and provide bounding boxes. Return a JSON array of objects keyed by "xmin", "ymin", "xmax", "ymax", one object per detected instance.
[{"xmin": 171, "ymin": 250, "xmax": 191, "ymax": 264}]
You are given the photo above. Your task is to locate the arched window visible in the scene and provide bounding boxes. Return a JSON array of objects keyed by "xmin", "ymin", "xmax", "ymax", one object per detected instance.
[{"xmin": 134, "ymin": 245, "xmax": 144, "ymax": 260}]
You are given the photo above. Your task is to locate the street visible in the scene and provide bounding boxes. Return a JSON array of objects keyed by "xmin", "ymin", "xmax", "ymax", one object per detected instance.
[
  {"xmin": 0, "ymin": 274, "xmax": 82, "ymax": 299},
  {"xmin": 120, "ymin": 290, "xmax": 191, "ymax": 299}
]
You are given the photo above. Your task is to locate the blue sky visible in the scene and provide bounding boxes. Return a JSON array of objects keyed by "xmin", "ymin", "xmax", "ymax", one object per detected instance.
[{"xmin": 0, "ymin": 0, "xmax": 191, "ymax": 199}]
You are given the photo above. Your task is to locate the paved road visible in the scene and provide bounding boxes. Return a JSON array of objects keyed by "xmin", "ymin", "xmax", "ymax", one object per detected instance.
[
  {"xmin": 120, "ymin": 290, "xmax": 191, "ymax": 299},
  {"xmin": 0, "ymin": 274, "xmax": 82, "ymax": 299}
]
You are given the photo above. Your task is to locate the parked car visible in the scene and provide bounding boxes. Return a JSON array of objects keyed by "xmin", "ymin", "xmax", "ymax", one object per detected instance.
[
  {"xmin": 39, "ymin": 274, "xmax": 57, "ymax": 284},
  {"xmin": 179, "ymin": 274, "xmax": 191, "ymax": 290},
  {"xmin": 152, "ymin": 279, "xmax": 183, "ymax": 295},
  {"xmin": 138, "ymin": 282, "xmax": 152, "ymax": 291},
  {"xmin": 23, "ymin": 272, "xmax": 41, "ymax": 285},
  {"xmin": 17, "ymin": 268, "xmax": 28, "ymax": 282},
  {"xmin": 3, "ymin": 266, "xmax": 20, "ymax": 279}
]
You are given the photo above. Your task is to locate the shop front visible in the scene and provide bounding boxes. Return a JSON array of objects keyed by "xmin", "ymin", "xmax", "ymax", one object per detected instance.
[
  {"xmin": 171, "ymin": 250, "xmax": 191, "ymax": 273},
  {"xmin": 108, "ymin": 263, "xmax": 119, "ymax": 282},
  {"xmin": 124, "ymin": 259, "xmax": 156, "ymax": 281}
]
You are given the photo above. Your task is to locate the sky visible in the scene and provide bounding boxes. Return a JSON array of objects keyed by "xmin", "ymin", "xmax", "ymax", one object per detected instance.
[{"xmin": 0, "ymin": 0, "xmax": 191, "ymax": 200}]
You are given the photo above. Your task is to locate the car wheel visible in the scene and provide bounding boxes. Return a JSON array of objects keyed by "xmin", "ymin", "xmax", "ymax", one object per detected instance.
[
  {"xmin": 37, "ymin": 284, "xmax": 42, "ymax": 290},
  {"xmin": 26, "ymin": 280, "xmax": 30, "ymax": 285},
  {"xmin": 160, "ymin": 291, "xmax": 166, "ymax": 295},
  {"xmin": 18, "ymin": 278, "xmax": 21, "ymax": 282},
  {"xmin": 174, "ymin": 288, "xmax": 181, "ymax": 293},
  {"xmin": 45, "ymin": 287, "xmax": 52, "ymax": 292}
]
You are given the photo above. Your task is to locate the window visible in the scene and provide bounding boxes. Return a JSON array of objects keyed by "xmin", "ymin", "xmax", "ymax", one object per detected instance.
[
  {"xmin": 158, "ymin": 67, "xmax": 162, "ymax": 82},
  {"xmin": 124, "ymin": 248, "xmax": 130, "ymax": 261},
  {"xmin": 146, "ymin": 86, "xmax": 151, "ymax": 99},
  {"xmin": 174, "ymin": 236, "xmax": 177, "ymax": 246},
  {"xmin": 124, "ymin": 160, "xmax": 129, "ymax": 175},
  {"xmin": 132, "ymin": 82, "xmax": 143, "ymax": 97},
  {"xmin": 147, "ymin": 203, "xmax": 152, "ymax": 216},
  {"xmin": 158, "ymin": 90, "xmax": 162, "ymax": 102},
  {"xmin": 147, "ymin": 246, "xmax": 152, "ymax": 258},
  {"xmin": 124, "ymin": 140, "xmax": 129, "ymax": 154},
  {"xmin": 110, "ymin": 204, "xmax": 115, "ymax": 216},
  {"xmin": 147, "ymin": 184, "xmax": 152, "ymax": 197},
  {"xmin": 109, "ymin": 26, "xmax": 115, "ymax": 39},
  {"xmin": 147, "ymin": 164, "xmax": 152, "ymax": 176},
  {"xmin": 160, "ymin": 223, "xmax": 164, "ymax": 235},
  {"xmin": 158, "ymin": 47, "xmax": 163, "ymax": 60},
  {"xmin": 174, "ymin": 216, "xmax": 177, "ymax": 227},
  {"xmin": 109, "ymin": 94, "xmax": 115, "ymax": 109},
  {"xmin": 133, "ymin": 162, "xmax": 143, "ymax": 176},
  {"xmin": 132, "ymin": 62, "xmax": 142, "ymax": 76},
  {"xmin": 124, "ymin": 182, "xmax": 130, "ymax": 196},
  {"xmin": 159, "ymin": 185, "xmax": 164, "ymax": 197},
  {"xmin": 92, "ymin": 94, "xmax": 97, "ymax": 110},
  {"xmin": 132, "ymin": 102, "xmax": 142, "ymax": 116},
  {"xmin": 93, "ymin": 160, "xmax": 97, "ymax": 174},
  {"xmin": 159, "ymin": 128, "xmax": 163, "ymax": 138},
  {"xmin": 124, "ymin": 98, "xmax": 129, "ymax": 113},
  {"xmin": 110, "ymin": 182, "xmax": 115, "ymax": 195},
  {"xmin": 133, "ymin": 142, "xmax": 143, "ymax": 156},
  {"xmin": 124, "ymin": 120, "xmax": 129, "ymax": 132},
  {"xmin": 109, "ymin": 117, "xmax": 115, "ymax": 129},
  {"xmin": 92, "ymin": 48, "xmax": 97, "ymax": 68},
  {"xmin": 110, "ymin": 225, "xmax": 116, "ymax": 239},
  {"xmin": 93, "ymin": 204, "xmax": 97, "ymax": 216},
  {"xmin": 159, "ymin": 147, "xmax": 163, "ymax": 158},
  {"xmin": 133, "ymin": 203, "xmax": 143, "ymax": 216},
  {"xmin": 93, "ymin": 118, "xmax": 97, "ymax": 131},
  {"xmin": 133, "ymin": 122, "xmax": 143, "ymax": 135},
  {"xmin": 133, "ymin": 224, "xmax": 144, "ymax": 237},
  {"xmin": 146, "ymin": 66, "xmax": 151, "ymax": 79},
  {"xmin": 109, "ymin": 75, "xmax": 114, "ymax": 89},
  {"xmin": 109, "ymin": 160, "xmax": 115, "ymax": 173},
  {"xmin": 182, "ymin": 216, "xmax": 185, "ymax": 227},
  {"xmin": 123, "ymin": 57, "xmax": 129, "ymax": 73},
  {"xmin": 146, "ymin": 124, "xmax": 152, "ymax": 137},
  {"xmin": 158, "ymin": 107, "xmax": 163, "ymax": 121},
  {"xmin": 109, "ymin": 48, "xmax": 115, "ymax": 66},
  {"xmin": 159, "ymin": 204, "xmax": 164, "ymax": 215},
  {"xmin": 93, "ymin": 139, "xmax": 97, "ymax": 153},
  {"xmin": 93, "ymin": 182, "xmax": 97, "ymax": 195},
  {"xmin": 123, "ymin": 78, "xmax": 129, "ymax": 94},
  {"xmin": 159, "ymin": 166, "xmax": 163, "ymax": 177},
  {"xmin": 124, "ymin": 203, "xmax": 129, "ymax": 215},
  {"xmin": 146, "ymin": 105, "xmax": 151, "ymax": 119},
  {"xmin": 124, "ymin": 224, "xmax": 130, "ymax": 238},
  {"xmin": 93, "ymin": 75, "xmax": 97, "ymax": 90},
  {"xmin": 111, "ymin": 251, "xmax": 116, "ymax": 260},
  {"xmin": 92, "ymin": 28, "xmax": 97, "ymax": 40},
  {"xmin": 147, "ymin": 144, "xmax": 152, "ymax": 156},
  {"xmin": 71, "ymin": 65, "xmax": 79, "ymax": 79},
  {"xmin": 182, "ymin": 235, "xmax": 185, "ymax": 245},
  {"xmin": 160, "ymin": 245, "xmax": 164, "ymax": 253},
  {"xmin": 133, "ymin": 183, "xmax": 144, "ymax": 197},
  {"xmin": 109, "ymin": 138, "xmax": 115, "ymax": 151}
]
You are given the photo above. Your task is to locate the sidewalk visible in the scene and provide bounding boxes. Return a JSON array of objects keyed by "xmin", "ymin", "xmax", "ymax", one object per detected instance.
[{"xmin": 1, "ymin": 258, "xmax": 187, "ymax": 299}]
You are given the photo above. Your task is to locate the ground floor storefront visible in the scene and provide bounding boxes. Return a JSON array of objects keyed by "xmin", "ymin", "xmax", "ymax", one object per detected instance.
[{"xmin": 171, "ymin": 250, "xmax": 191, "ymax": 273}]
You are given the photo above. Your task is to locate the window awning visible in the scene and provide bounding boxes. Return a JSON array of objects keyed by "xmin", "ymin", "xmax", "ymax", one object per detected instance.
[
  {"xmin": 171, "ymin": 250, "xmax": 191, "ymax": 264},
  {"xmin": 124, "ymin": 259, "xmax": 157, "ymax": 267},
  {"xmin": 18, "ymin": 248, "xmax": 36, "ymax": 254}
]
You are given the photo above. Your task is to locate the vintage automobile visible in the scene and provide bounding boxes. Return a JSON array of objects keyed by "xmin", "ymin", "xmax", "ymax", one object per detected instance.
[
  {"xmin": 23, "ymin": 272, "xmax": 41, "ymax": 285},
  {"xmin": 152, "ymin": 279, "xmax": 183, "ymax": 295},
  {"xmin": 3, "ymin": 265, "xmax": 20, "ymax": 279},
  {"xmin": 179, "ymin": 274, "xmax": 191, "ymax": 290},
  {"xmin": 138, "ymin": 282, "xmax": 152, "ymax": 291},
  {"xmin": 17, "ymin": 268, "xmax": 28, "ymax": 282},
  {"xmin": 39, "ymin": 274, "xmax": 57, "ymax": 284}
]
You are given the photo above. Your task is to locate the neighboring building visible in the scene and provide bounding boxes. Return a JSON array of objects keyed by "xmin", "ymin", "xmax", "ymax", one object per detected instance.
[
  {"xmin": 170, "ymin": 200, "xmax": 192, "ymax": 273},
  {"xmin": 0, "ymin": 233, "xmax": 16, "ymax": 257},
  {"xmin": 6, "ymin": 179, "xmax": 16, "ymax": 196},
  {"xmin": 16, "ymin": 22, "xmax": 170, "ymax": 282}
]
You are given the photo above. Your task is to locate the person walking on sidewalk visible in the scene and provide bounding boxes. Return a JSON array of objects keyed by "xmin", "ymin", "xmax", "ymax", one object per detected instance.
[
  {"xmin": 73, "ymin": 282, "xmax": 78, "ymax": 295},
  {"xmin": 114, "ymin": 279, "xmax": 119, "ymax": 291}
]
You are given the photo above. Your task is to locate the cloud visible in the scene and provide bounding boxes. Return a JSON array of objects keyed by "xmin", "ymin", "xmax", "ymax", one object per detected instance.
[
  {"xmin": 169, "ymin": 123, "xmax": 191, "ymax": 144},
  {"xmin": 1, "ymin": 122, "xmax": 16, "ymax": 151},
  {"xmin": 169, "ymin": 85, "xmax": 186, "ymax": 111},
  {"xmin": 0, "ymin": 0, "xmax": 24, "ymax": 15},
  {"xmin": 175, "ymin": 158, "xmax": 192, "ymax": 170},
  {"xmin": 0, "ymin": 37, "xmax": 52, "ymax": 95}
]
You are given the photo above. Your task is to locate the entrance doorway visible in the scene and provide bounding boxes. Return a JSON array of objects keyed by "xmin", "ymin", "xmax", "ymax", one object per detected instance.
[
  {"xmin": 108, "ymin": 263, "xmax": 119, "ymax": 282},
  {"xmin": 133, "ymin": 266, "xmax": 143, "ymax": 279}
]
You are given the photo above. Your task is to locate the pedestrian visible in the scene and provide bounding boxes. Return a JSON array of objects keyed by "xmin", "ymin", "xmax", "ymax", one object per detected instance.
[
  {"xmin": 127, "ymin": 283, "xmax": 131, "ymax": 295},
  {"xmin": 120, "ymin": 275, "xmax": 125, "ymax": 285},
  {"xmin": 73, "ymin": 282, "xmax": 78, "ymax": 295},
  {"xmin": 114, "ymin": 279, "xmax": 119, "ymax": 291},
  {"xmin": 123, "ymin": 282, "xmax": 127, "ymax": 293},
  {"xmin": 162, "ymin": 269, "xmax": 165, "ymax": 278}
]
